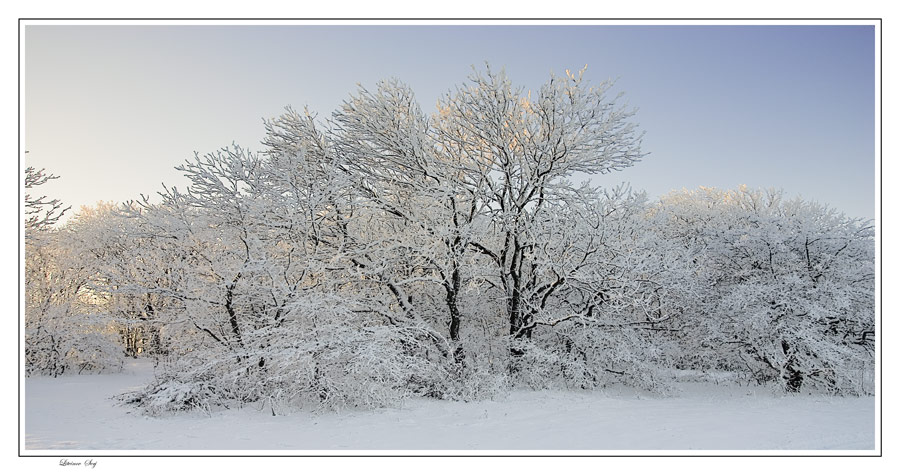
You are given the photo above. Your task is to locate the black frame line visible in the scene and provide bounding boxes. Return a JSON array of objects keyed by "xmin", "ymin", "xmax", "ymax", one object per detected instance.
[{"xmin": 17, "ymin": 17, "xmax": 883, "ymax": 459}]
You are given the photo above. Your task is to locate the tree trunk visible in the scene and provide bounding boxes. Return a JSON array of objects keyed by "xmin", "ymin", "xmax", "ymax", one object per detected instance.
[
  {"xmin": 225, "ymin": 274, "xmax": 243, "ymax": 348},
  {"xmin": 445, "ymin": 264, "xmax": 465, "ymax": 367},
  {"xmin": 781, "ymin": 340, "xmax": 803, "ymax": 392}
]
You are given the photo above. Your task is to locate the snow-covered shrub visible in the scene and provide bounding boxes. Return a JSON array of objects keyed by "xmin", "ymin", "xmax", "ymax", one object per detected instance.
[
  {"xmin": 449, "ymin": 363, "xmax": 510, "ymax": 401},
  {"xmin": 128, "ymin": 295, "xmax": 460, "ymax": 414},
  {"xmin": 515, "ymin": 324, "xmax": 678, "ymax": 394},
  {"xmin": 25, "ymin": 307, "xmax": 124, "ymax": 377}
]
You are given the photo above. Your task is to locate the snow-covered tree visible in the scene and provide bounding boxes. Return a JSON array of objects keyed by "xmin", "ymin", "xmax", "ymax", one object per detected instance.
[
  {"xmin": 24, "ymin": 166, "xmax": 126, "ymax": 376},
  {"xmin": 334, "ymin": 79, "xmax": 490, "ymax": 368},
  {"xmin": 500, "ymin": 185, "xmax": 697, "ymax": 391},
  {"xmin": 432, "ymin": 66, "xmax": 647, "ymax": 361},
  {"xmin": 25, "ymin": 213, "xmax": 125, "ymax": 376},
  {"xmin": 62, "ymin": 202, "xmax": 178, "ymax": 358},
  {"xmin": 654, "ymin": 187, "xmax": 875, "ymax": 394}
]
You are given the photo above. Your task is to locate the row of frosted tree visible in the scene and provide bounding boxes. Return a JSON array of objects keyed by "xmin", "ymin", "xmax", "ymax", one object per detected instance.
[{"xmin": 24, "ymin": 67, "xmax": 875, "ymax": 414}]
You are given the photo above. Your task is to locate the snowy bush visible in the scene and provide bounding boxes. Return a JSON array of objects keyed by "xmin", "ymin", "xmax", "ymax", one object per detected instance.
[
  {"xmin": 25, "ymin": 307, "xmax": 124, "ymax": 377},
  {"xmin": 509, "ymin": 325, "xmax": 679, "ymax": 394},
  {"xmin": 127, "ymin": 295, "xmax": 463, "ymax": 413}
]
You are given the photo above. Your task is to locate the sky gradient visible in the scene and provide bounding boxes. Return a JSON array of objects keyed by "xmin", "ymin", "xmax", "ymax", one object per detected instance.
[{"xmin": 23, "ymin": 23, "xmax": 877, "ymax": 220}]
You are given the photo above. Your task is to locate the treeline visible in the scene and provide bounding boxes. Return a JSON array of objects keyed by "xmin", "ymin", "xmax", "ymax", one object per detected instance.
[{"xmin": 24, "ymin": 67, "xmax": 875, "ymax": 414}]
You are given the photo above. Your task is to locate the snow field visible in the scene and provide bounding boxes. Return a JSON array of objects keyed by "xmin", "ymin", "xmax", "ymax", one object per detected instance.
[{"xmin": 24, "ymin": 359, "xmax": 875, "ymax": 452}]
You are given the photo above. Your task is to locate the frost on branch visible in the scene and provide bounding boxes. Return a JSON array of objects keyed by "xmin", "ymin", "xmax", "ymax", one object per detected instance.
[{"xmin": 25, "ymin": 166, "xmax": 71, "ymax": 231}]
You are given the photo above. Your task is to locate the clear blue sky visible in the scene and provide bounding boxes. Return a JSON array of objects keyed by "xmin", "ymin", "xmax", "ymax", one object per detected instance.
[{"xmin": 23, "ymin": 23, "xmax": 876, "ymax": 220}]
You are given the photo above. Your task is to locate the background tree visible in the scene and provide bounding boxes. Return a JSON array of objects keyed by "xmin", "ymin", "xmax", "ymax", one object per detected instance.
[
  {"xmin": 25, "ymin": 164, "xmax": 71, "ymax": 231},
  {"xmin": 654, "ymin": 187, "xmax": 875, "ymax": 394},
  {"xmin": 24, "ymin": 168, "xmax": 123, "ymax": 376}
]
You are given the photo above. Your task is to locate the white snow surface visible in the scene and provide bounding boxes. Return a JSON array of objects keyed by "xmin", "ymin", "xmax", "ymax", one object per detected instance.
[{"xmin": 23, "ymin": 359, "xmax": 875, "ymax": 453}]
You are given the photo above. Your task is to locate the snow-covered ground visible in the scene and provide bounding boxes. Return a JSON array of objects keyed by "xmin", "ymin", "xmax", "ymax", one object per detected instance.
[{"xmin": 22, "ymin": 359, "xmax": 876, "ymax": 453}]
